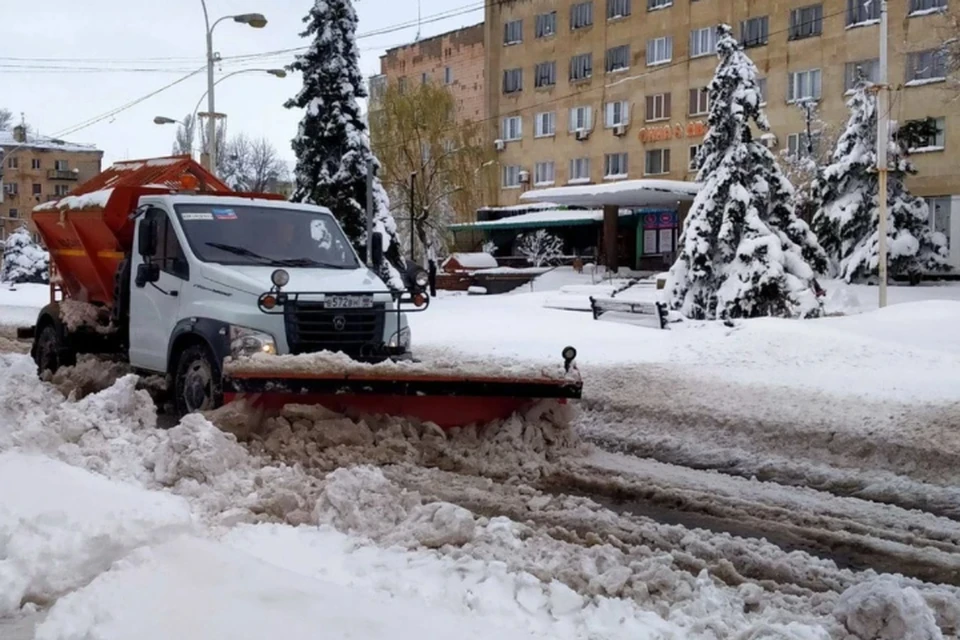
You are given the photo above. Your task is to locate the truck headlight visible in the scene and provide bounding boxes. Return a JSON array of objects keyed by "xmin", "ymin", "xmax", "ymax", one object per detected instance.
[
  {"xmin": 388, "ymin": 326, "xmax": 411, "ymax": 349},
  {"xmin": 230, "ymin": 325, "xmax": 276, "ymax": 358},
  {"xmin": 414, "ymin": 269, "xmax": 428, "ymax": 288}
]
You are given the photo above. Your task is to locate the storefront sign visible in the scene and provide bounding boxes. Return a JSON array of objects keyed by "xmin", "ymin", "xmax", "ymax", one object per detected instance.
[{"xmin": 638, "ymin": 120, "xmax": 707, "ymax": 143}]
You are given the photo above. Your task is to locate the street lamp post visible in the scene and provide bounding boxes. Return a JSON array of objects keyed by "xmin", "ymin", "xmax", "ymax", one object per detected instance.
[
  {"xmin": 199, "ymin": 0, "xmax": 267, "ymax": 175},
  {"xmin": 154, "ymin": 68, "xmax": 284, "ymax": 160}
]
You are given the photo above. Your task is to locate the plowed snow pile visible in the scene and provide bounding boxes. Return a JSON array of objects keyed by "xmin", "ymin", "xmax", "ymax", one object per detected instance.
[
  {"xmin": 1, "ymin": 352, "xmax": 959, "ymax": 639},
  {"xmin": 209, "ymin": 398, "xmax": 582, "ymax": 482}
]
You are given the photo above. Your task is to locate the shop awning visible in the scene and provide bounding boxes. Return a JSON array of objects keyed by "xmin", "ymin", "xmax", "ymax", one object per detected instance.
[
  {"xmin": 449, "ymin": 208, "xmax": 634, "ymax": 232},
  {"xmin": 518, "ymin": 179, "xmax": 699, "ymax": 208}
]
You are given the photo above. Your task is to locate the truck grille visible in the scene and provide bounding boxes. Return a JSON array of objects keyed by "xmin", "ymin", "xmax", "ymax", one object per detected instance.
[{"xmin": 284, "ymin": 302, "xmax": 384, "ymax": 357}]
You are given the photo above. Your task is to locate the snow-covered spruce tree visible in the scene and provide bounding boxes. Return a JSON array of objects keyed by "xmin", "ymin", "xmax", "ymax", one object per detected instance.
[
  {"xmin": 1, "ymin": 226, "xmax": 49, "ymax": 284},
  {"xmin": 811, "ymin": 80, "xmax": 949, "ymax": 283},
  {"xmin": 666, "ymin": 25, "xmax": 826, "ymax": 320},
  {"xmin": 285, "ymin": 0, "xmax": 404, "ymax": 288}
]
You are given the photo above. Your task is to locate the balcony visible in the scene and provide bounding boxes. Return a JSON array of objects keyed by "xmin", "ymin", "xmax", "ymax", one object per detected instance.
[{"xmin": 47, "ymin": 169, "xmax": 78, "ymax": 181}]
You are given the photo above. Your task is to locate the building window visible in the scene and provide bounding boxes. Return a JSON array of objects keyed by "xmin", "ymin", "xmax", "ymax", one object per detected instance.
[
  {"xmin": 32, "ymin": 183, "xmax": 41, "ymax": 196},
  {"xmin": 644, "ymin": 148, "xmax": 671, "ymax": 175},
  {"xmin": 501, "ymin": 116, "xmax": 522, "ymax": 141},
  {"xmin": 3, "ymin": 183, "xmax": 17, "ymax": 195},
  {"xmin": 444, "ymin": 67, "xmax": 453, "ymax": 84},
  {"xmin": 757, "ymin": 77, "xmax": 768, "ymax": 104},
  {"xmin": 421, "ymin": 72, "xmax": 429, "ymax": 84},
  {"xmin": 502, "ymin": 165, "xmax": 521, "ymax": 188},
  {"xmin": 570, "ymin": 2, "xmax": 593, "ymax": 29},
  {"xmin": 740, "ymin": 16, "xmax": 769, "ymax": 48},
  {"xmin": 605, "ymin": 45, "xmax": 630, "ymax": 73},
  {"xmin": 504, "ymin": 19, "xmax": 523, "ymax": 45},
  {"xmin": 569, "ymin": 157, "xmax": 591, "ymax": 183},
  {"xmin": 7, "ymin": 157, "xmax": 17, "ymax": 169},
  {"xmin": 534, "ymin": 161, "xmax": 556, "ymax": 186},
  {"xmin": 787, "ymin": 132, "xmax": 823, "ymax": 158},
  {"xmin": 647, "ymin": 0, "xmax": 672, "ymax": 9},
  {"xmin": 926, "ymin": 196, "xmax": 952, "ymax": 246},
  {"xmin": 535, "ymin": 61, "xmax": 557, "ymax": 87},
  {"xmin": 535, "ymin": 111, "xmax": 556, "ymax": 137},
  {"xmin": 570, "ymin": 53, "xmax": 593, "ymax": 81},
  {"xmin": 906, "ymin": 49, "xmax": 947, "ymax": 84},
  {"xmin": 569, "ymin": 105, "xmax": 594, "ymax": 131},
  {"xmin": 847, "ymin": 0, "xmax": 880, "ymax": 26},
  {"xmin": 604, "ymin": 152, "xmax": 628, "ymax": 179},
  {"xmin": 788, "ymin": 69, "xmax": 822, "ymax": 102},
  {"xmin": 503, "ymin": 68, "xmax": 523, "ymax": 94},
  {"xmin": 607, "ymin": 0, "xmax": 631, "ymax": 19},
  {"xmin": 906, "ymin": 117, "xmax": 946, "ymax": 151},
  {"xmin": 536, "ymin": 12, "xmax": 557, "ymax": 37},
  {"xmin": 689, "ymin": 27, "xmax": 717, "ymax": 58},
  {"xmin": 645, "ymin": 92, "xmax": 671, "ymax": 121},
  {"xmin": 31, "ymin": 158, "xmax": 41, "ymax": 170},
  {"xmin": 844, "ymin": 59, "xmax": 880, "ymax": 91},
  {"xmin": 689, "ymin": 87, "xmax": 709, "ymax": 115},
  {"xmin": 789, "ymin": 5, "xmax": 823, "ymax": 40},
  {"xmin": 688, "ymin": 144, "xmax": 703, "ymax": 171},
  {"xmin": 8, "ymin": 208, "xmax": 18, "ymax": 219},
  {"xmin": 397, "ymin": 77, "xmax": 406, "ymax": 93},
  {"xmin": 910, "ymin": 0, "xmax": 947, "ymax": 15},
  {"xmin": 55, "ymin": 159, "xmax": 69, "ymax": 171},
  {"xmin": 646, "ymin": 36, "xmax": 673, "ymax": 66},
  {"xmin": 55, "ymin": 184, "xmax": 70, "ymax": 196},
  {"xmin": 604, "ymin": 100, "xmax": 630, "ymax": 127}
]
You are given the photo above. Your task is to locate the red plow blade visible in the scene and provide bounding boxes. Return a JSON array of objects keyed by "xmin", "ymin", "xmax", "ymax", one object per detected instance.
[{"xmin": 222, "ymin": 368, "xmax": 582, "ymax": 429}]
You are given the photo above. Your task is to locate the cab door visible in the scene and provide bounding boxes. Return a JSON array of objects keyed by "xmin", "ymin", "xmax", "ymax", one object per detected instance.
[{"xmin": 128, "ymin": 206, "xmax": 190, "ymax": 372}]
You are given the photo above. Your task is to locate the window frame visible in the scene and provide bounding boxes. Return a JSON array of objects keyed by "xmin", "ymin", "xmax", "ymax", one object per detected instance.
[
  {"xmin": 604, "ymin": 152, "xmax": 629, "ymax": 179},
  {"xmin": 568, "ymin": 157, "xmax": 592, "ymax": 183},
  {"xmin": 646, "ymin": 36, "xmax": 673, "ymax": 66},
  {"xmin": 570, "ymin": 52, "xmax": 593, "ymax": 81},
  {"xmin": 503, "ymin": 19, "xmax": 523, "ymax": 45},
  {"xmin": 501, "ymin": 116, "xmax": 523, "ymax": 141},
  {"xmin": 535, "ymin": 111, "xmax": 557, "ymax": 137},
  {"xmin": 535, "ymin": 11, "xmax": 557, "ymax": 37},
  {"xmin": 645, "ymin": 92, "xmax": 672, "ymax": 122},
  {"xmin": 787, "ymin": 68, "xmax": 822, "ymax": 103},
  {"xmin": 740, "ymin": 16, "xmax": 769, "ymax": 48},
  {"xmin": 534, "ymin": 161, "xmax": 556, "ymax": 186},
  {"xmin": 535, "ymin": 60, "xmax": 557, "ymax": 87},
  {"xmin": 789, "ymin": 4, "xmax": 823, "ymax": 40},
  {"xmin": 644, "ymin": 148, "xmax": 671, "ymax": 175},
  {"xmin": 570, "ymin": 1, "xmax": 594, "ymax": 30},
  {"xmin": 503, "ymin": 68, "xmax": 523, "ymax": 94}
]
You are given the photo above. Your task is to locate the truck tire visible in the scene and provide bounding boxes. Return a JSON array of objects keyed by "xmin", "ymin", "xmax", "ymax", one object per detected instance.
[
  {"xmin": 34, "ymin": 322, "xmax": 75, "ymax": 376},
  {"xmin": 173, "ymin": 344, "xmax": 223, "ymax": 418}
]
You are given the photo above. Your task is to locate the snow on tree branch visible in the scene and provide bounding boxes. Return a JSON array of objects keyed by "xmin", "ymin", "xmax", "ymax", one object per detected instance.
[{"xmin": 517, "ymin": 230, "xmax": 563, "ymax": 267}]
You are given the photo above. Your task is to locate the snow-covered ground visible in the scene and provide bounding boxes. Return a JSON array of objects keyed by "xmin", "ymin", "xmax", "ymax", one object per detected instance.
[{"xmin": 1, "ymin": 270, "xmax": 960, "ymax": 639}]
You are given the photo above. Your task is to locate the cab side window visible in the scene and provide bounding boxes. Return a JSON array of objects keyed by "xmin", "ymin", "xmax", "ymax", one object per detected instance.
[{"xmin": 145, "ymin": 207, "xmax": 189, "ymax": 280}]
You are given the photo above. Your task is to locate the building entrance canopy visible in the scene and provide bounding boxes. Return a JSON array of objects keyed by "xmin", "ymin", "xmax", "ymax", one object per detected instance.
[{"xmin": 519, "ymin": 179, "xmax": 699, "ymax": 208}]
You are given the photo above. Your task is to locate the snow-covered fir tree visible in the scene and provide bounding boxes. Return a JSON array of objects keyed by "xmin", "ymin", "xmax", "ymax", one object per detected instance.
[
  {"xmin": 1, "ymin": 225, "xmax": 49, "ymax": 284},
  {"xmin": 285, "ymin": 0, "xmax": 404, "ymax": 288},
  {"xmin": 666, "ymin": 25, "xmax": 826, "ymax": 320},
  {"xmin": 810, "ymin": 79, "xmax": 949, "ymax": 283}
]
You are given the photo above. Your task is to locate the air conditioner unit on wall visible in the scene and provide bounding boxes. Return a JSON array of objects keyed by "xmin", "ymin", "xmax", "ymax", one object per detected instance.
[
  {"xmin": 575, "ymin": 129, "xmax": 590, "ymax": 141},
  {"xmin": 519, "ymin": 170, "xmax": 530, "ymax": 183},
  {"xmin": 494, "ymin": 138, "xmax": 505, "ymax": 151},
  {"xmin": 613, "ymin": 124, "xmax": 627, "ymax": 137},
  {"xmin": 761, "ymin": 133, "xmax": 777, "ymax": 149}
]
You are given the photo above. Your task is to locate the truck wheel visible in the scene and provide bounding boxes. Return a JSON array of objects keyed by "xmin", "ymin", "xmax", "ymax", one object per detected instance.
[
  {"xmin": 174, "ymin": 344, "xmax": 223, "ymax": 418},
  {"xmin": 34, "ymin": 323, "xmax": 75, "ymax": 376}
]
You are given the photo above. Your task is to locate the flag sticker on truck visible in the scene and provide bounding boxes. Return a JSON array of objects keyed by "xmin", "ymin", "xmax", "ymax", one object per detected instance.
[
  {"xmin": 182, "ymin": 212, "xmax": 214, "ymax": 221},
  {"xmin": 212, "ymin": 208, "xmax": 237, "ymax": 220}
]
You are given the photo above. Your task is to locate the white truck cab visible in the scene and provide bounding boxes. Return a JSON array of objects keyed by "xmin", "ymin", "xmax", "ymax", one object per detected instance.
[{"xmin": 126, "ymin": 194, "xmax": 426, "ymax": 415}]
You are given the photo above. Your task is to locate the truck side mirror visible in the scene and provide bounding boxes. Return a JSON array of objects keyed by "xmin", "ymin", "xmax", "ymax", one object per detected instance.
[
  {"xmin": 371, "ymin": 232, "xmax": 384, "ymax": 268},
  {"xmin": 138, "ymin": 218, "xmax": 158, "ymax": 258},
  {"xmin": 134, "ymin": 262, "xmax": 160, "ymax": 288}
]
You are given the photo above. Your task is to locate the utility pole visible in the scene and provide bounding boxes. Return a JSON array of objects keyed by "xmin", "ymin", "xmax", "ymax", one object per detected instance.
[
  {"xmin": 409, "ymin": 172, "xmax": 417, "ymax": 262},
  {"xmin": 876, "ymin": 0, "xmax": 889, "ymax": 308},
  {"xmin": 365, "ymin": 158, "xmax": 374, "ymax": 266}
]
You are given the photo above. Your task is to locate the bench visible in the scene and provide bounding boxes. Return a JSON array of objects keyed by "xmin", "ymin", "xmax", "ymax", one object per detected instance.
[{"xmin": 589, "ymin": 296, "xmax": 669, "ymax": 329}]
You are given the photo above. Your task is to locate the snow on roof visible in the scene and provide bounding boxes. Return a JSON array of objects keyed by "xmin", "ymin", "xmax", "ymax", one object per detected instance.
[
  {"xmin": 33, "ymin": 188, "xmax": 115, "ymax": 212},
  {"xmin": 477, "ymin": 202, "xmax": 563, "ymax": 213},
  {"xmin": 0, "ymin": 130, "xmax": 99, "ymax": 154},
  {"xmin": 449, "ymin": 208, "xmax": 634, "ymax": 231},
  {"xmin": 112, "ymin": 157, "xmax": 184, "ymax": 171},
  {"xmin": 520, "ymin": 180, "xmax": 700, "ymax": 208},
  {"xmin": 442, "ymin": 252, "xmax": 499, "ymax": 269}
]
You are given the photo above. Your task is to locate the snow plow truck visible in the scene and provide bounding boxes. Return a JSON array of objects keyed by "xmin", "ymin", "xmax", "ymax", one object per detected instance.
[{"xmin": 21, "ymin": 155, "xmax": 581, "ymax": 426}]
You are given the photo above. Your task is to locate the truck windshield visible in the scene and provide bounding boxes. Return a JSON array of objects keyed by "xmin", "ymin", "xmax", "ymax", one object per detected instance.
[{"xmin": 173, "ymin": 203, "xmax": 359, "ymax": 269}]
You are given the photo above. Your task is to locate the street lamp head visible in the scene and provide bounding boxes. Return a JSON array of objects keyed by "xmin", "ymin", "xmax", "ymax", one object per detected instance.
[
  {"xmin": 266, "ymin": 69, "xmax": 287, "ymax": 78},
  {"xmin": 153, "ymin": 116, "xmax": 177, "ymax": 125},
  {"xmin": 234, "ymin": 13, "xmax": 267, "ymax": 28}
]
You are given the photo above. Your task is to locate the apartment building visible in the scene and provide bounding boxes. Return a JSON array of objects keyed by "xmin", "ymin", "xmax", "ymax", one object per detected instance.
[
  {"xmin": 0, "ymin": 125, "xmax": 103, "ymax": 240},
  {"xmin": 373, "ymin": 23, "xmax": 487, "ymax": 123},
  {"xmin": 485, "ymin": 0, "xmax": 957, "ymax": 264}
]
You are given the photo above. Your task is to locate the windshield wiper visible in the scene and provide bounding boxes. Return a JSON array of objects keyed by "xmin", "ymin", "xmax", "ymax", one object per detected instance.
[
  {"xmin": 274, "ymin": 257, "xmax": 355, "ymax": 269},
  {"xmin": 205, "ymin": 242, "xmax": 280, "ymax": 265}
]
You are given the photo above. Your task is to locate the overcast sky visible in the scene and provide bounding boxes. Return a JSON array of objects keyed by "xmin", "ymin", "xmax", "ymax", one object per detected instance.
[{"xmin": 4, "ymin": 0, "xmax": 482, "ymax": 169}]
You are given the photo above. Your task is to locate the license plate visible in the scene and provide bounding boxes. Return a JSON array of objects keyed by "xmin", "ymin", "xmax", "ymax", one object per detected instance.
[{"xmin": 324, "ymin": 295, "xmax": 373, "ymax": 309}]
